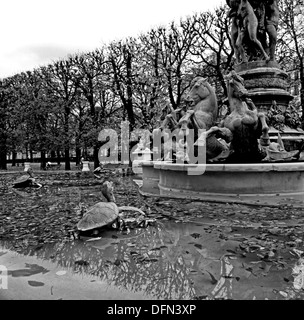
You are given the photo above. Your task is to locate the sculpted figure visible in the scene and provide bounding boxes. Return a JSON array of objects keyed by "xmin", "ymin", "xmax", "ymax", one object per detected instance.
[
  {"xmin": 195, "ymin": 126, "xmax": 233, "ymax": 162},
  {"xmin": 235, "ymin": 0, "xmax": 270, "ymax": 63},
  {"xmin": 178, "ymin": 77, "xmax": 218, "ymax": 132},
  {"xmin": 250, "ymin": 0, "xmax": 266, "ymax": 34},
  {"xmin": 227, "ymin": 0, "xmax": 280, "ymax": 63},
  {"xmin": 221, "ymin": 71, "xmax": 269, "ymax": 162},
  {"xmin": 265, "ymin": 0, "xmax": 279, "ymax": 61},
  {"xmin": 158, "ymin": 102, "xmax": 188, "ymax": 131},
  {"xmin": 154, "ymin": 78, "xmax": 232, "ymax": 162},
  {"xmin": 158, "ymin": 103, "xmax": 178, "ymax": 130},
  {"xmin": 153, "ymin": 102, "xmax": 188, "ymax": 160},
  {"xmin": 179, "ymin": 77, "xmax": 233, "ymax": 161},
  {"xmin": 223, "ymin": 71, "xmax": 258, "ymax": 128},
  {"xmin": 226, "ymin": 0, "xmax": 242, "ymax": 63},
  {"xmin": 250, "ymin": 0, "xmax": 268, "ymax": 52}
]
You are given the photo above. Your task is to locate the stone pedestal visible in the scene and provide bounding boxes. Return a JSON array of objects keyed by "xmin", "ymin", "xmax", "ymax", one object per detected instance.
[
  {"xmin": 235, "ymin": 61, "xmax": 304, "ymax": 150},
  {"xmin": 81, "ymin": 161, "xmax": 90, "ymax": 172},
  {"xmin": 235, "ymin": 61, "xmax": 293, "ymax": 112},
  {"xmin": 24, "ymin": 162, "xmax": 31, "ymax": 172}
]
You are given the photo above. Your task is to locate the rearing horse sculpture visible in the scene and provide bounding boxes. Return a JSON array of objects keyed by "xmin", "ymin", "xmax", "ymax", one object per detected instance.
[
  {"xmin": 178, "ymin": 77, "xmax": 233, "ymax": 161},
  {"xmin": 179, "ymin": 77, "xmax": 218, "ymax": 132},
  {"xmin": 154, "ymin": 77, "xmax": 227, "ymax": 162},
  {"xmin": 221, "ymin": 71, "xmax": 270, "ymax": 162}
]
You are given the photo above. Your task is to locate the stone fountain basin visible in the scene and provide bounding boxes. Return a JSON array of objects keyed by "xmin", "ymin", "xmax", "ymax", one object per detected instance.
[{"xmin": 140, "ymin": 161, "xmax": 304, "ymax": 207}]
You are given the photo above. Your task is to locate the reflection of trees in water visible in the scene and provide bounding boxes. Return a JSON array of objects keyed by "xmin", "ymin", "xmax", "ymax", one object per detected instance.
[
  {"xmin": 1, "ymin": 180, "xmax": 200, "ymax": 299},
  {"xmin": 1, "ymin": 223, "xmax": 197, "ymax": 299},
  {"xmin": 108, "ymin": 226, "xmax": 195, "ymax": 299}
]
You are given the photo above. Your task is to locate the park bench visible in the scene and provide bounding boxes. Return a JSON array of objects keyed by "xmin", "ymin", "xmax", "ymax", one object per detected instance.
[{"xmin": 45, "ymin": 162, "xmax": 61, "ymax": 170}]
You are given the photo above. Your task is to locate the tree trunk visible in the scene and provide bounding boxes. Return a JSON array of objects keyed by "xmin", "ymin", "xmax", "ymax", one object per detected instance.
[
  {"xmin": 56, "ymin": 149, "xmax": 61, "ymax": 164},
  {"xmin": 40, "ymin": 150, "xmax": 46, "ymax": 170},
  {"xmin": 0, "ymin": 139, "xmax": 7, "ymax": 170},
  {"xmin": 63, "ymin": 103, "xmax": 71, "ymax": 170},
  {"xmin": 0, "ymin": 97, "xmax": 7, "ymax": 170},
  {"xmin": 93, "ymin": 146, "xmax": 99, "ymax": 169},
  {"xmin": 25, "ymin": 145, "xmax": 29, "ymax": 160},
  {"xmin": 125, "ymin": 48, "xmax": 136, "ymax": 129},
  {"xmin": 65, "ymin": 148, "xmax": 71, "ymax": 170},
  {"xmin": 76, "ymin": 147, "xmax": 81, "ymax": 165},
  {"xmin": 300, "ymin": 59, "xmax": 304, "ymax": 127},
  {"xmin": 12, "ymin": 151, "xmax": 17, "ymax": 167}
]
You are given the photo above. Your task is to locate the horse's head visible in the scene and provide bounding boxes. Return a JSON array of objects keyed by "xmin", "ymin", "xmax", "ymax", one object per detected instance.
[
  {"xmin": 185, "ymin": 77, "xmax": 213, "ymax": 107},
  {"xmin": 226, "ymin": 71, "xmax": 248, "ymax": 99}
]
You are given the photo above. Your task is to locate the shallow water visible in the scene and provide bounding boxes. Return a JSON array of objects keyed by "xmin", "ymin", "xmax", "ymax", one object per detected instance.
[
  {"xmin": 1, "ymin": 219, "xmax": 304, "ymax": 300},
  {"xmin": 1, "ymin": 179, "xmax": 304, "ymax": 300}
]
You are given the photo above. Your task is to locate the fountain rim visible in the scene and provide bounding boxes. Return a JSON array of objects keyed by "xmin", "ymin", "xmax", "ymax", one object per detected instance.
[
  {"xmin": 141, "ymin": 160, "xmax": 304, "ymax": 173},
  {"xmin": 139, "ymin": 160, "xmax": 304, "ymax": 208}
]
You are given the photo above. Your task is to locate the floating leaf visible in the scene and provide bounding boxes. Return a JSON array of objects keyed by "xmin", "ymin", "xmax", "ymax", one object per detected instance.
[{"xmin": 28, "ymin": 280, "xmax": 45, "ymax": 287}]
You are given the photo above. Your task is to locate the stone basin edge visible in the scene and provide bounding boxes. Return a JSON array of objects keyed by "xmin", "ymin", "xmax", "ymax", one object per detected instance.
[{"xmin": 141, "ymin": 160, "xmax": 304, "ymax": 173}]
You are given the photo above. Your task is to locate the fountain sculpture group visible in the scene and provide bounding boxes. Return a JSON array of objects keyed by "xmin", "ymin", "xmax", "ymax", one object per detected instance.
[{"xmin": 140, "ymin": 0, "xmax": 304, "ymax": 207}]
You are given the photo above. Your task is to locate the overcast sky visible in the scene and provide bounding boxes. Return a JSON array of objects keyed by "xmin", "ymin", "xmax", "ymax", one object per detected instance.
[{"xmin": 1, "ymin": 0, "xmax": 224, "ymax": 78}]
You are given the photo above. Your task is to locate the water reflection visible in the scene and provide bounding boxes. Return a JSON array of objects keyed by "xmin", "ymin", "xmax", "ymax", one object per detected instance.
[
  {"xmin": 211, "ymin": 256, "xmax": 234, "ymax": 300},
  {"xmin": 1, "ymin": 180, "xmax": 304, "ymax": 300},
  {"xmin": 293, "ymin": 257, "xmax": 304, "ymax": 291},
  {"xmin": 1, "ymin": 222, "xmax": 225, "ymax": 300},
  {"xmin": 2, "ymin": 218, "xmax": 304, "ymax": 300}
]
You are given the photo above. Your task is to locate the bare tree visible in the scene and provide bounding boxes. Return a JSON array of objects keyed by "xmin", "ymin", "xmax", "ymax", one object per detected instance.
[
  {"xmin": 108, "ymin": 38, "xmax": 138, "ymax": 130},
  {"xmin": 40, "ymin": 60, "xmax": 79, "ymax": 170},
  {"xmin": 70, "ymin": 49, "xmax": 115, "ymax": 168},
  {"xmin": 278, "ymin": 0, "xmax": 304, "ymax": 124},
  {"xmin": 145, "ymin": 19, "xmax": 197, "ymax": 110},
  {"xmin": 0, "ymin": 79, "xmax": 9, "ymax": 170},
  {"xmin": 189, "ymin": 6, "xmax": 234, "ymax": 101}
]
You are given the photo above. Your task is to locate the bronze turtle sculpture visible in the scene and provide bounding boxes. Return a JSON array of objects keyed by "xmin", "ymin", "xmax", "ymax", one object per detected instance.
[
  {"xmin": 77, "ymin": 181, "xmax": 146, "ymax": 232},
  {"xmin": 13, "ymin": 167, "xmax": 42, "ymax": 188}
]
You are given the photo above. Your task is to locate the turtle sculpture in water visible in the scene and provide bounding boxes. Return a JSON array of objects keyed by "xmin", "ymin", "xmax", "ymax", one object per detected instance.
[
  {"xmin": 13, "ymin": 167, "xmax": 42, "ymax": 188},
  {"xmin": 77, "ymin": 181, "xmax": 150, "ymax": 233}
]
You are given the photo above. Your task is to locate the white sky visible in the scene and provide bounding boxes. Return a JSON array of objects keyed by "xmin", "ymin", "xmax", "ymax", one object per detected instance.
[{"xmin": 1, "ymin": 0, "xmax": 224, "ymax": 78}]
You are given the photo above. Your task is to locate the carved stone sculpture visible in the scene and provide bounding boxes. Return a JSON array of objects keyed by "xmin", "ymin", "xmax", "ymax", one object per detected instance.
[
  {"xmin": 265, "ymin": 0, "xmax": 279, "ymax": 62},
  {"xmin": 227, "ymin": 0, "xmax": 242, "ymax": 63},
  {"xmin": 178, "ymin": 77, "xmax": 233, "ymax": 161},
  {"xmin": 154, "ymin": 78, "xmax": 233, "ymax": 162},
  {"xmin": 236, "ymin": 0, "xmax": 270, "ymax": 63},
  {"xmin": 158, "ymin": 103, "xmax": 186, "ymax": 131},
  {"xmin": 227, "ymin": 0, "xmax": 279, "ymax": 63},
  {"xmin": 178, "ymin": 77, "xmax": 219, "ymax": 132},
  {"xmin": 220, "ymin": 71, "xmax": 269, "ymax": 162}
]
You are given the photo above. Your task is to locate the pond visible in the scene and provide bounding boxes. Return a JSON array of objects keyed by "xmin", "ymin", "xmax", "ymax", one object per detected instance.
[{"xmin": 1, "ymin": 174, "xmax": 304, "ymax": 300}]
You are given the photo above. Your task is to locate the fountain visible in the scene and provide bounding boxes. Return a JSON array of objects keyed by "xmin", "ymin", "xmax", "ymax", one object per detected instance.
[{"xmin": 140, "ymin": 0, "xmax": 304, "ymax": 207}]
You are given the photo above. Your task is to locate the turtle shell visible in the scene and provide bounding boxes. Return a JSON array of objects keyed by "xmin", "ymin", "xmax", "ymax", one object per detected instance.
[
  {"xmin": 77, "ymin": 202, "xmax": 119, "ymax": 231},
  {"xmin": 13, "ymin": 175, "xmax": 31, "ymax": 188}
]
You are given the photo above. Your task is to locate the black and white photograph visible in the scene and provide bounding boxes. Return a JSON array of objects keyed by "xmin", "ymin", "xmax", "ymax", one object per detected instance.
[{"xmin": 1, "ymin": 0, "xmax": 304, "ymax": 305}]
